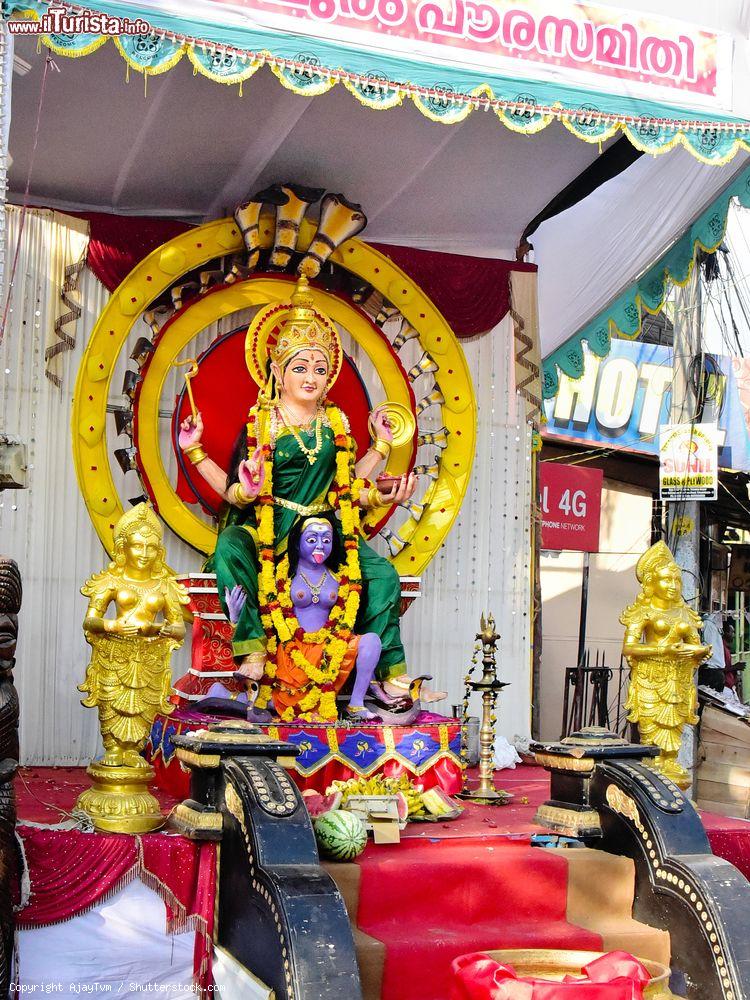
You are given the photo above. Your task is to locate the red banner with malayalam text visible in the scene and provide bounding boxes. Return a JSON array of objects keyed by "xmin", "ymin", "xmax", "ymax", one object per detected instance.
[{"xmin": 206, "ymin": 0, "xmax": 731, "ymax": 109}]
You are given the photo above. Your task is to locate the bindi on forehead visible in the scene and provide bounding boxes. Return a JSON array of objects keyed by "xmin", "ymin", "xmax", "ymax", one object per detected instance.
[{"xmin": 293, "ymin": 350, "xmax": 328, "ymax": 365}]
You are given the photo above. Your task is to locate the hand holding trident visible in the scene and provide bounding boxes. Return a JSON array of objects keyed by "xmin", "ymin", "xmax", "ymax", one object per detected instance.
[{"xmin": 174, "ymin": 357, "xmax": 199, "ymax": 421}]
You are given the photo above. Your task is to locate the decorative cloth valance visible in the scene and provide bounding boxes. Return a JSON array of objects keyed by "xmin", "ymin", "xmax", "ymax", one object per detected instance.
[
  {"xmin": 542, "ymin": 164, "xmax": 750, "ymax": 397},
  {"xmin": 6, "ymin": 0, "xmax": 750, "ymax": 164},
  {"xmin": 80, "ymin": 210, "xmax": 531, "ymax": 337},
  {"xmin": 18, "ymin": 826, "xmax": 216, "ymax": 991}
]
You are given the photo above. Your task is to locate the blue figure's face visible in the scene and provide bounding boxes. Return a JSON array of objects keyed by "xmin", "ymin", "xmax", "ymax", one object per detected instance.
[{"xmin": 300, "ymin": 522, "xmax": 334, "ymax": 565}]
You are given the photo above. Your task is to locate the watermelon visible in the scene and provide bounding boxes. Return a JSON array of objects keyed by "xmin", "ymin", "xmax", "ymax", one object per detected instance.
[
  {"xmin": 314, "ymin": 809, "xmax": 367, "ymax": 860},
  {"xmin": 395, "ymin": 791, "xmax": 409, "ymax": 823},
  {"xmin": 302, "ymin": 790, "xmax": 342, "ymax": 818}
]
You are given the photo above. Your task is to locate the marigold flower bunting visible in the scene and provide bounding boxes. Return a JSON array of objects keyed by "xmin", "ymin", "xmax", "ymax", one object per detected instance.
[{"xmin": 243, "ymin": 401, "xmax": 363, "ymax": 721}]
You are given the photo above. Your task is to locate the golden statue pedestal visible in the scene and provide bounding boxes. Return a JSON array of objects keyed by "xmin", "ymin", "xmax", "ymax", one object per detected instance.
[{"xmin": 76, "ymin": 760, "xmax": 165, "ymax": 834}]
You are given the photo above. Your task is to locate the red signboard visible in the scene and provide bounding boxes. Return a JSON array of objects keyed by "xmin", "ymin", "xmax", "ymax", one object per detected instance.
[{"xmin": 540, "ymin": 463, "xmax": 603, "ymax": 552}]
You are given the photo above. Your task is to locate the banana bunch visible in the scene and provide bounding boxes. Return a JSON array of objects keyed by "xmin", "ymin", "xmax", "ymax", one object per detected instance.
[
  {"xmin": 327, "ymin": 775, "xmax": 462, "ymax": 820},
  {"xmin": 402, "ymin": 781, "xmax": 429, "ymax": 818},
  {"xmin": 327, "ymin": 774, "xmax": 425, "ymax": 816}
]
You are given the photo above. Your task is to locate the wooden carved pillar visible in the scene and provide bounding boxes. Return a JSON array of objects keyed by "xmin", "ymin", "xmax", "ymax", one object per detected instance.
[{"xmin": 0, "ymin": 559, "xmax": 21, "ymax": 998}]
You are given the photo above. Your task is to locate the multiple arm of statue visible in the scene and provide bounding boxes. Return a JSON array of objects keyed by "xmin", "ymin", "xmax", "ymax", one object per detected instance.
[
  {"xmin": 179, "ymin": 401, "xmax": 416, "ymax": 511},
  {"xmin": 172, "ymin": 275, "xmax": 418, "ymax": 722},
  {"xmin": 177, "ymin": 411, "xmax": 240, "ymax": 502}
]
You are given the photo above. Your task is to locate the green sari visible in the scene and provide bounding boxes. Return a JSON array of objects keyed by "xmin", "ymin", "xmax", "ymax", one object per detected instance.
[{"xmin": 207, "ymin": 421, "xmax": 406, "ymax": 680}]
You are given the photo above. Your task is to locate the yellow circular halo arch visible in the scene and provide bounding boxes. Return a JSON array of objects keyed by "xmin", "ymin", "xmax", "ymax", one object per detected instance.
[{"xmin": 71, "ymin": 219, "xmax": 477, "ymax": 575}]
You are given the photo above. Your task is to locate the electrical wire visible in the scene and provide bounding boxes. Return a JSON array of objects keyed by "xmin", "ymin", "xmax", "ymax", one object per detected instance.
[{"xmin": 544, "ymin": 269, "xmax": 750, "ymax": 604}]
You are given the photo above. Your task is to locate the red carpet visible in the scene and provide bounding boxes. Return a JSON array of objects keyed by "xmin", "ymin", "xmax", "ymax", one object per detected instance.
[
  {"xmin": 399, "ymin": 765, "xmax": 548, "ymax": 842},
  {"xmin": 349, "ymin": 765, "xmax": 750, "ymax": 1000},
  {"xmin": 355, "ymin": 839, "xmax": 603, "ymax": 1000},
  {"xmin": 16, "ymin": 766, "xmax": 180, "ymax": 824},
  {"xmin": 19, "ymin": 763, "xmax": 749, "ymax": 851},
  {"xmin": 17, "ymin": 762, "xmax": 750, "ymax": 1000},
  {"xmin": 357, "ymin": 766, "xmax": 574, "ymax": 999}
]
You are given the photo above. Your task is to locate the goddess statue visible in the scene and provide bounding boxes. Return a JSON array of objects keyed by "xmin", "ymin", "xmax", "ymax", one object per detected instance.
[
  {"xmin": 80, "ymin": 503, "xmax": 188, "ymax": 768},
  {"xmin": 276, "ymin": 513, "xmax": 382, "ymax": 720},
  {"xmin": 621, "ymin": 541, "xmax": 710, "ymax": 787},
  {"xmin": 178, "ymin": 274, "xmax": 416, "ymax": 722}
]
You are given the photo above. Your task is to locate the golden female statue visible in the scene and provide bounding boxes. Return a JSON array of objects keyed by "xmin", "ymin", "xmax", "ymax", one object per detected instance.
[
  {"xmin": 621, "ymin": 541, "xmax": 710, "ymax": 788},
  {"xmin": 80, "ymin": 503, "xmax": 187, "ymax": 766}
]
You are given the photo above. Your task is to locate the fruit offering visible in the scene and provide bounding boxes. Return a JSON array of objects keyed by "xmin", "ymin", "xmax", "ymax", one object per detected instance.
[
  {"xmin": 314, "ymin": 809, "xmax": 368, "ymax": 860},
  {"xmin": 326, "ymin": 774, "xmax": 462, "ymax": 821}
]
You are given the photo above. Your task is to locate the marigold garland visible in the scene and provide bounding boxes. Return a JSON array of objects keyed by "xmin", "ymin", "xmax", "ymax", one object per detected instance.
[{"xmin": 248, "ymin": 401, "xmax": 363, "ymax": 719}]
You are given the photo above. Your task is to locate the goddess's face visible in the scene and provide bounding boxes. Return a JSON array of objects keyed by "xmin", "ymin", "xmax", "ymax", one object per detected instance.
[
  {"xmin": 124, "ymin": 530, "xmax": 160, "ymax": 573},
  {"xmin": 653, "ymin": 563, "xmax": 682, "ymax": 603},
  {"xmin": 299, "ymin": 524, "xmax": 334, "ymax": 566},
  {"xmin": 275, "ymin": 349, "xmax": 329, "ymax": 408}
]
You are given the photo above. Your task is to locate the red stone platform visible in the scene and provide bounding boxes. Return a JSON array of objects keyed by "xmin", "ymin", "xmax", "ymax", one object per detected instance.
[{"xmin": 145, "ymin": 708, "xmax": 463, "ymax": 800}]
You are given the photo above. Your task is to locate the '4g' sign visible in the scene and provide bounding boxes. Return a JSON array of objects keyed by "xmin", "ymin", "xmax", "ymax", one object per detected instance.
[{"xmin": 539, "ymin": 463, "xmax": 603, "ymax": 552}]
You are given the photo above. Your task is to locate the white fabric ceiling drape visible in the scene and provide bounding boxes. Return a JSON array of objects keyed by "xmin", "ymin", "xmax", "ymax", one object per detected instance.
[
  {"xmin": 534, "ymin": 147, "xmax": 750, "ymax": 359},
  {"xmin": 0, "ymin": 207, "xmax": 104, "ymax": 764},
  {"xmin": 0, "ymin": 206, "xmax": 531, "ymax": 763}
]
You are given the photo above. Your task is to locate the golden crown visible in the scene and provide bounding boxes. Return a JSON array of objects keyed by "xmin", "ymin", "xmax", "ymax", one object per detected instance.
[
  {"xmin": 270, "ymin": 275, "xmax": 339, "ymax": 372},
  {"xmin": 113, "ymin": 502, "xmax": 162, "ymax": 546},
  {"xmin": 635, "ymin": 540, "xmax": 675, "ymax": 583}
]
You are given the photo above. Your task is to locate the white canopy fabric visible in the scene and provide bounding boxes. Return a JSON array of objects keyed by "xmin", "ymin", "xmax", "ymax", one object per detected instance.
[
  {"xmin": 19, "ymin": 880, "xmax": 196, "ymax": 995},
  {"xmin": 533, "ymin": 146, "xmax": 750, "ymax": 360},
  {"xmin": 7, "ymin": 25, "xmax": 750, "ymax": 358},
  {"xmin": 8, "ymin": 31, "xmax": 603, "ymax": 260}
]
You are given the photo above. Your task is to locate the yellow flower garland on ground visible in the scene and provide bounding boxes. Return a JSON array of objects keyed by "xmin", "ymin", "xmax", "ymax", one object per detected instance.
[{"xmin": 250, "ymin": 402, "xmax": 364, "ymax": 720}]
